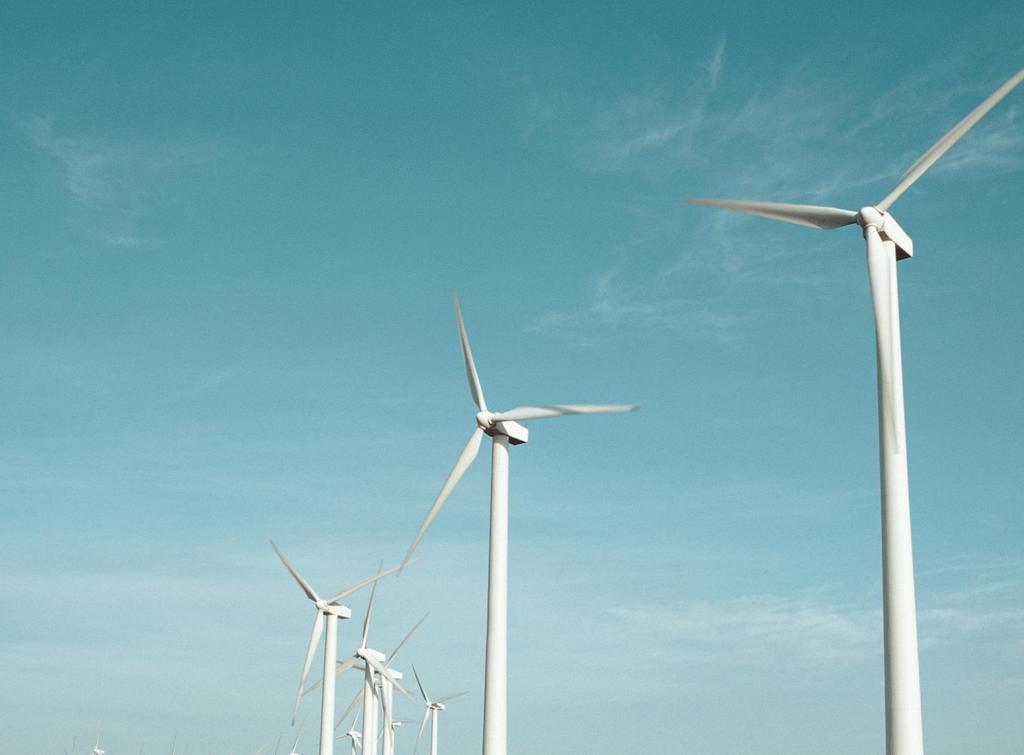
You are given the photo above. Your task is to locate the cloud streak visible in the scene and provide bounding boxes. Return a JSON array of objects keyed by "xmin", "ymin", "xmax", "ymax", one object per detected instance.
[{"xmin": 25, "ymin": 118, "xmax": 211, "ymax": 247}]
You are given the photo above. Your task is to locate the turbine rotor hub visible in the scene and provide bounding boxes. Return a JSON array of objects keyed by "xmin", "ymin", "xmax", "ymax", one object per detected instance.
[
  {"xmin": 858, "ymin": 206, "xmax": 884, "ymax": 230},
  {"xmin": 476, "ymin": 410, "xmax": 495, "ymax": 429}
]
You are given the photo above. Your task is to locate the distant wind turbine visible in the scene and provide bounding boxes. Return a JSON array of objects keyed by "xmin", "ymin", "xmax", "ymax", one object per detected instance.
[
  {"xmin": 272, "ymin": 542, "xmax": 401, "ymax": 755},
  {"xmin": 411, "ymin": 666, "xmax": 467, "ymax": 755},
  {"xmin": 402, "ymin": 295, "xmax": 637, "ymax": 755},
  {"xmin": 688, "ymin": 67, "xmax": 1024, "ymax": 755}
]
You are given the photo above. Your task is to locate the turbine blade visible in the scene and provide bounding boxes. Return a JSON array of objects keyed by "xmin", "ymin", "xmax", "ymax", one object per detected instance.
[
  {"xmin": 271, "ymin": 541, "xmax": 320, "ymax": 603},
  {"xmin": 434, "ymin": 691, "xmax": 468, "ymax": 705},
  {"xmin": 413, "ymin": 709, "xmax": 430, "ymax": 755},
  {"xmin": 877, "ymin": 67, "xmax": 1024, "ymax": 212},
  {"xmin": 864, "ymin": 226, "xmax": 900, "ymax": 452},
  {"xmin": 687, "ymin": 198, "xmax": 858, "ymax": 230},
  {"xmin": 360, "ymin": 564, "xmax": 382, "ymax": 649},
  {"xmin": 386, "ymin": 613, "xmax": 428, "ymax": 667},
  {"xmin": 412, "ymin": 664, "xmax": 430, "ymax": 703},
  {"xmin": 335, "ymin": 688, "xmax": 365, "ymax": 731},
  {"xmin": 454, "ymin": 295, "xmax": 487, "ymax": 412},
  {"xmin": 401, "ymin": 426, "xmax": 484, "ymax": 568},
  {"xmin": 303, "ymin": 655, "xmax": 359, "ymax": 697},
  {"xmin": 491, "ymin": 404, "xmax": 638, "ymax": 422},
  {"xmin": 326, "ymin": 561, "xmax": 403, "ymax": 605},
  {"xmin": 293, "ymin": 611, "xmax": 325, "ymax": 724}
]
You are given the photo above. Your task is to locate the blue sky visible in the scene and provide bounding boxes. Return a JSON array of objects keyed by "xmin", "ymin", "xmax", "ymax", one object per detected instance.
[{"xmin": 2, "ymin": 2, "xmax": 1023, "ymax": 753}]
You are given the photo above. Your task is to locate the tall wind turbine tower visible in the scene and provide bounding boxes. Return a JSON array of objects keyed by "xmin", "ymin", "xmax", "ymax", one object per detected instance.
[{"xmin": 689, "ymin": 67, "xmax": 1024, "ymax": 755}]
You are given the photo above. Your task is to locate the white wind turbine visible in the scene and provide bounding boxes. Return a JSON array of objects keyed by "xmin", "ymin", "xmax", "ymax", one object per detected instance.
[
  {"xmin": 335, "ymin": 714, "xmax": 362, "ymax": 755},
  {"xmin": 273, "ymin": 542, "xmax": 402, "ymax": 755},
  {"xmin": 411, "ymin": 666, "xmax": 467, "ymax": 755},
  {"xmin": 402, "ymin": 296, "xmax": 637, "ymax": 755},
  {"xmin": 689, "ymin": 67, "xmax": 1024, "ymax": 755}
]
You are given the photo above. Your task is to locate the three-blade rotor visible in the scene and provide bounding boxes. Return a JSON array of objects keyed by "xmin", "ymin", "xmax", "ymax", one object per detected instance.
[
  {"xmin": 401, "ymin": 296, "xmax": 638, "ymax": 568},
  {"xmin": 271, "ymin": 542, "xmax": 402, "ymax": 724},
  {"xmin": 687, "ymin": 67, "xmax": 1024, "ymax": 253},
  {"xmin": 411, "ymin": 665, "xmax": 467, "ymax": 755}
]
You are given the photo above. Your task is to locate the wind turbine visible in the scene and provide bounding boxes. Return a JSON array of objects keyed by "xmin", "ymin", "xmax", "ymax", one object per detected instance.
[
  {"xmin": 411, "ymin": 666, "xmax": 467, "ymax": 755},
  {"xmin": 91, "ymin": 734, "xmax": 105, "ymax": 755},
  {"xmin": 402, "ymin": 295, "xmax": 637, "ymax": 755},
  {"xmin": 335, "ymin": 714, "xmax": 362, "ymax": 755},
  {"xmin": 273, "ymin": 542, "xmax": 402, "ymax": 755},
  {"xmin": 688, "ymin": 67, "xmax": 1024, "ymax": 755}
]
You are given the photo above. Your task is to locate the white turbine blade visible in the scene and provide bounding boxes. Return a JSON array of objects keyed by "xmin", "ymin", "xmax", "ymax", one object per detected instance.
[
  {"xmin": 687, "ymin": 198, "xmax": 858, "ymax": 230},
  {"xmin": 292, "ymin": 611, "xmax": 325, "ymax": 724},
  {"xmin": 386, "ymin": 613, "xmax": 428, "ymax": 667},
  {"xmin": 413, "ymin": 708, "xmax": 430, "ymax": 755},
  {"xmin": 271, "ymin": 541, "xmax": 320, "ymax": 603},
  {"xmin": 454, "ymin": 294, "xmax": 487, "ymax": 412},
  {"xmin": 865, "ymin": 226, "xmax": 899, "ymax": 452},
  {"xmin": 402, "ymin": 426, "xmax": 484, "ymax": 568},
  {"xmin": 363, "ymin": 654, "xmax": 411, "ymax": 699},
  {"xmin": 877, "ymin": 67, "xmax": 1024, "ymax": 212},
  {"xmin": 326, "ymin": 561, "xmax": 403, "ymax": 605},
  {"xmin": 303, "ymin": 655, "xmax": 359, "ymax": 697},
  {"xmin": 335, "ymin": 688, "xmax": 365, "ymax": 730},
  {"xmin": 289, "ymin": 721, "xmax": 303, "ymax": 752},
  {"xmin": 360, "ymin": 565, "xmax": 382, "ymax": 649},
  {"xmin": 411, "ymin": 665, "xmax": 430, "ymax": 703},
  {"xmin": 434, "ymin": 691, "xmax": 468, "ymax": 705},
  {"xmin": 491, "ymin": 404, "xmax": 638, "ymax": 422}
]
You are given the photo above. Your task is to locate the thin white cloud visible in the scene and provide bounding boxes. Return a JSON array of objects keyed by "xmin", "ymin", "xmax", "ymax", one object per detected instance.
[
  {"xmin": 706, "ymin": 38, "xmax": 726, "ymax": 88},
  {"xmin": 609, "ymin": 592, "xmax": 878, "ymax": 668},
  {"xmin": 25, "ymin": 117, "xmax": 210, "ymax": 247}
]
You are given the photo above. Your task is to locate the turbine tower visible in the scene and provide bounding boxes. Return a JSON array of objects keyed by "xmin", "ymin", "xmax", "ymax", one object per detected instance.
[
  {"xmin": 273, "ymin": 542, "xmax": 401, "ymax": 755},
  {"xmin": 688, "ymin": 67, "xmax": 1024, "ymax": 755},
  {"xmin": 402, "ymin": 296, "xmax": 637, "ymax": 755}
]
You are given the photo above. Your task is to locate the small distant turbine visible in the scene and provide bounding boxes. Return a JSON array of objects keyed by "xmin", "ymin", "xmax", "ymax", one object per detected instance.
[
  {"xmin": 335, "ymin": 715, "xmax": 362, "ymax": 755},
  {"xmin": 688, "ymin": 67, "xmax": 1024, "ymax": 755},
  {"xmin": 412, "ymin": 666, "xmax": 467, "ymax": 755},
  {"xmin": 403, "ymin": 296, "xmax": 637, "ymax": 755},
  {"xmin": 273, "ymin": 542, "xmax": 401, "ymax": 755}
]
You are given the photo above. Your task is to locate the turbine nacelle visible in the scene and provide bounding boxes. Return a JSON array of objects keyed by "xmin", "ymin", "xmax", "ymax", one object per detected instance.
[
  {"xmin": 858, "ymin": 207, "xmax": 914, "ymax": 260},
  {"xmin": 315, "ymin": 601, "xmax": 353, "ymax": 618},
  {"xmin": 476, "ymin": 411, "xmax": 529, "ymax": 444},
  {"xmin": 356, "ymin": 647, "xmax": 387, "ymax": 663}
]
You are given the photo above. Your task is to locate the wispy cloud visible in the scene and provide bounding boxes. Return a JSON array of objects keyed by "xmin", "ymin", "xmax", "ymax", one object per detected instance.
[
  {"xmin": 705, "ymin": 39, "xmax": 726, "ymax": 89},
  {"xmin": 25, "ymin": 118, "xmax": 211, "ymax": 247},
  {"xmin": 608, "ymin": 570, "xmax": 1024, "ymax": 671},
  {"xmin": 522, "ymin": 59, "xmax": 1024, "ymax": 344},
  {"xmin": 610, "ymin": 592, "xmax": 878, "ymax": 668}
]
